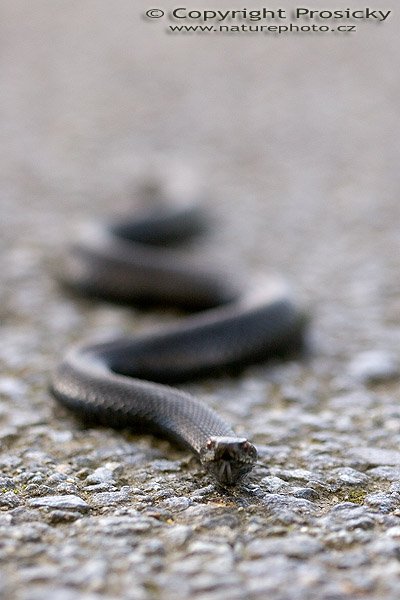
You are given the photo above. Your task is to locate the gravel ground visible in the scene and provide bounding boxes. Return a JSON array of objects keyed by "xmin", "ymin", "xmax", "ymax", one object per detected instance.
[{"xmin": 1, "ymin": 1, "xmax": 400, "ymax": 599}]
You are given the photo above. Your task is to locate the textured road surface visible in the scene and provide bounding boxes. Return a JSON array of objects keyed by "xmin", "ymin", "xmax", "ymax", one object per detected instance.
[{"xmin": 1, "ymin": 1, "xmax": 400, "ymax": 599}]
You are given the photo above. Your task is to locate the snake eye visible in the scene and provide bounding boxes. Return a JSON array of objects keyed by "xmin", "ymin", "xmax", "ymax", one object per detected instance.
[
  {"xmin": 206, "ymin": 438, "xmax": 216, "ymax": 450},
  {"xmin": 240, "ymin": 440, "xmax": 257, "ymax": 460}
]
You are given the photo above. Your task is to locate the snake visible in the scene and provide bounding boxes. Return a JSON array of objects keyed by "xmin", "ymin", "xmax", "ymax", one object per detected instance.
[{"xmin": 50, "ymin": 202, "xmax": 307, "ymax": 487}]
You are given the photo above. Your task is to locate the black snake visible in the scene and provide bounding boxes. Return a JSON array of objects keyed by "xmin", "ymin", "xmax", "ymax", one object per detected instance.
[{"xmin": 50, "ymin": 203, "xmax": 307, "ymax": 486}]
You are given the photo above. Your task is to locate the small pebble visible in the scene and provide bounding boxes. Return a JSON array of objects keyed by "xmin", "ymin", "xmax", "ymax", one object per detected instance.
[
  {"xmin": 28, "ymin": 495, "xmax": 90, "ymax": 512},
  {"xmin": 348, "ymin": 351, "xmax": 399, "ymax": 383}
]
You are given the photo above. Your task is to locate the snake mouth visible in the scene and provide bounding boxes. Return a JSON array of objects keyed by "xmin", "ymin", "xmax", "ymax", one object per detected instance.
[{"xmin": 200, "ymin": 436, "xmax": 258, "ymax": 486}]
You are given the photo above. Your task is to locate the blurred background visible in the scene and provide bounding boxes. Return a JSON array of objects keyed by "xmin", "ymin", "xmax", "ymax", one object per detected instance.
[{"xmin": 2, "ymin": 0, "xmax": 399, "ymax": 322}]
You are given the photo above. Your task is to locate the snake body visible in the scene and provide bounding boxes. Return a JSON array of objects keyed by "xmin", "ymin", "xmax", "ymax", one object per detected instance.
[{"xmin": 51, "ymin": 204, "xmax": 307, "ymax": 486}]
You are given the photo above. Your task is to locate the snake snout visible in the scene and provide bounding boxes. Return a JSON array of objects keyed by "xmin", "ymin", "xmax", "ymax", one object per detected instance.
[{"xmin": 200, "ymin": 436, "xmax": 258, "ymax": 486}]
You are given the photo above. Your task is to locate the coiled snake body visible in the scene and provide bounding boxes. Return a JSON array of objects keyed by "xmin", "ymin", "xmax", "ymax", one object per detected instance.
[{"xmin": 51, "ymin": 204, "xmax": 307, "ymax": 486}]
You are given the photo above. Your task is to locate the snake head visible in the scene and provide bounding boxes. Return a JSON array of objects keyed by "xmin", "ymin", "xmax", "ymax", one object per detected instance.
[{"xmin": 199, "ymin": 436, "xmax": 257, "ymax": 486}]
